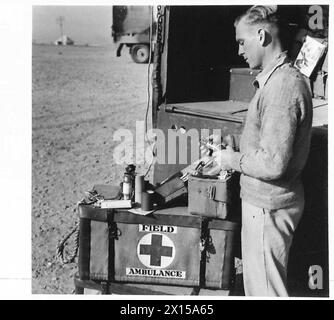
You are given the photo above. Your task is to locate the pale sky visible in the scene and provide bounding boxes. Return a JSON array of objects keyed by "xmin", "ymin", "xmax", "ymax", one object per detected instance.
[{"xmin": 32, "ymin": 6, "xmax": 114, "ymax": 45}]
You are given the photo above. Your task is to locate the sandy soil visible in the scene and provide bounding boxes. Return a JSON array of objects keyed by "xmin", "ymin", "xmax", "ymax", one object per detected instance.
[{"xmin": 32, "ymin": 44, "xmax": 151, "ymax": 294}]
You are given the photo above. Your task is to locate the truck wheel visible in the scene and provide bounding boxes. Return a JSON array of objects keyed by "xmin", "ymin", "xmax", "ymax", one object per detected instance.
[{"xmin": 130, "ymin": 44, "xmax": 150, "ymax": 63}]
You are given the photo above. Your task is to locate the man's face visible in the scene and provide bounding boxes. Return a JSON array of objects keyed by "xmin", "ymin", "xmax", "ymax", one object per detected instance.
[{"xmin": 235, "ymin": 19, "xmax": 263, "ymax": 69}]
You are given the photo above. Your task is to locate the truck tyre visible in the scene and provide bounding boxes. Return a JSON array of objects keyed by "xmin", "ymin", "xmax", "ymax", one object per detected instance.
[{"xmin": 130, "ymin": 44, "xmax": 150, "ymax": 63}]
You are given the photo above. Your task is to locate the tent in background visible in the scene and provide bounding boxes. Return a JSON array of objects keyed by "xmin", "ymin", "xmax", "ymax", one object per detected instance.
[{"xmin": 54, "ymin": 35, "xmax": 74, "ymax": 46}]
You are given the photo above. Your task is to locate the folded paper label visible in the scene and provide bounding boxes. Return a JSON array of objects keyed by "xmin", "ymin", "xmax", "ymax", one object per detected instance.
[{"xmin": 100, "ymin": 200, "xmax": 132, "ymax": 209}]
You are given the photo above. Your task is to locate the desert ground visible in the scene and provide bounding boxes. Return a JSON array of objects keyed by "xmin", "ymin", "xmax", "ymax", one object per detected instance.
[{"xmin": 32, "ymin": 44, "xmax": 151, "ymax": 294}]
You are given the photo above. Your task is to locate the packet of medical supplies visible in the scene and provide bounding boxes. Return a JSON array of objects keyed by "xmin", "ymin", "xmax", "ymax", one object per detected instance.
[{"xmin": 99, "ymin": 199, "xmax": 132, "ymax": 209}]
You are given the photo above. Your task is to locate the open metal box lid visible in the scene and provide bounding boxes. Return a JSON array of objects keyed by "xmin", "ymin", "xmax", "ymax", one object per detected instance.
[
  {"xmin": 163, "ymin": 100, "xmax": 248, "ymax": 122},
  {"xmin": 163, "ymin": 98, "xmax": 327, "ymax": 127}
]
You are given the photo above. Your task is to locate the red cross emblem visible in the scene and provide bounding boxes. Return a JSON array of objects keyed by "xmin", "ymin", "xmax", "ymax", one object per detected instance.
[{"xmin": 137, "ymin": 233, "xmax": 175, "ymax": 268}]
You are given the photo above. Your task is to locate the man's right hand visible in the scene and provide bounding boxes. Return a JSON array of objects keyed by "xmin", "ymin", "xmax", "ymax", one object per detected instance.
[
  {"xmin": 200, "ymin": 134, "xmax": 236, "ymax": 156},
  {"xmin": 200, "ymin": 134, "xmax": 223, "ymax": 157}
]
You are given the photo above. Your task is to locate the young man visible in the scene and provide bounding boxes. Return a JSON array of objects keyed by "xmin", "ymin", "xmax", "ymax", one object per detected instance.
[{"xmin": 211, "ymin": 6, "xmax": 313, "ymax": 296}]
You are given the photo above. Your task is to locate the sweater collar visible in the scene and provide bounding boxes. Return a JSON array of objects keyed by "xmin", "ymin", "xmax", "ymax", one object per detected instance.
[{"xmin": 253, "ymin": 51, "xmax": 289, "ymax": 89}]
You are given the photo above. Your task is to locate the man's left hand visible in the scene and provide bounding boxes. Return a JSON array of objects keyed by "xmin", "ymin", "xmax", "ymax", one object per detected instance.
[{"xmin": 212, "ymin": 145, "xmax": 235, "ymax": 171}]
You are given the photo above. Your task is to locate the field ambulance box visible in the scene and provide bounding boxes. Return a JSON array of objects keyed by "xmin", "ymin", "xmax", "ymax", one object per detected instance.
[{"xmin": 78, "ymin": 186, "xmax": 239, "ymax": 290}]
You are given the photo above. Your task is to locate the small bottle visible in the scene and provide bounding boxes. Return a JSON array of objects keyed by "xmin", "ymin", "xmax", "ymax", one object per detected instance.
[
  {"xmin": 135, "ymin": 174, "xmax": 144, "ymax": 205},
  {"xmin": 122, "ymin": 173, "xmax": 132, "ymax": 200}
]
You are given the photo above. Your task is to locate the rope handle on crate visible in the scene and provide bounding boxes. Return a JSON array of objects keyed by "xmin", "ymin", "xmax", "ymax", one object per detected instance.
[
  {"xmin": 56, "ymin": 220, "xmax": 80, "ymax": 265},
  {"xmin": 55, "ymin": 202, "xmax": 82, "ymax": 265},
  {"xmin": 55, "ymin": 185, "xmax": 123, "ymax": 265}
]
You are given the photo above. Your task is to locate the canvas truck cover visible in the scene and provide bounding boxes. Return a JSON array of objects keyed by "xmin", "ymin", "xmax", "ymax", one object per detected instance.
[{"xmin": 112, "ymin": 6, "xmax": 152, "ymax": 42}]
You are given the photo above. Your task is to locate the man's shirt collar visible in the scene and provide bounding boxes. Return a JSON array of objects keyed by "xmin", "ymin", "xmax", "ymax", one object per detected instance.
[{"xmin": 253, "ymin": 51, "xmax": 289, "ymax": 89}]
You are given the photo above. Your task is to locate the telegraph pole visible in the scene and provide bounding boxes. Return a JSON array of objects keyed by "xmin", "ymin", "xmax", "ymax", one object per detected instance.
[{"xmin": 56, "ymin": 16, "xmax": 65, "ymax": 38}]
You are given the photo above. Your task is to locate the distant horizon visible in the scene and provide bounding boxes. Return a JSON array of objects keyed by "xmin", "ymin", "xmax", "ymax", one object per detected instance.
[
  {"xmin": 33, "ymin": 6, "xmax": 114, "ymax": 46},
  {"xmin": 32, "ymin": 41, "xmax": 116, "ymax": 48}
]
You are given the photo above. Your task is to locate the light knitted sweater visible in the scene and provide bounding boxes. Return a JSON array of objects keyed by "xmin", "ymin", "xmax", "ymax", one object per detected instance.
[{"xmin": 229, "ymin": 52, "xmax": 313, "ymax": 209}]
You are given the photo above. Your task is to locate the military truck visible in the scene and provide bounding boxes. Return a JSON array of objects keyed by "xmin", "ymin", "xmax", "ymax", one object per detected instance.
[
  {"xmin": 150, "ymin": 5, "xmax": 328, "ymax": 296},
  {"xmin": 111, "ymin": 6, "xmax": 156, "ymax": 63}
]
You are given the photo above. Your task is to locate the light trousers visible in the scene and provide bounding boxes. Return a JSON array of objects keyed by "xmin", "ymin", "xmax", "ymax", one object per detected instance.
[{"xmin": 241, "ymin": 198, "xmax": 304, "ymax": 297}]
